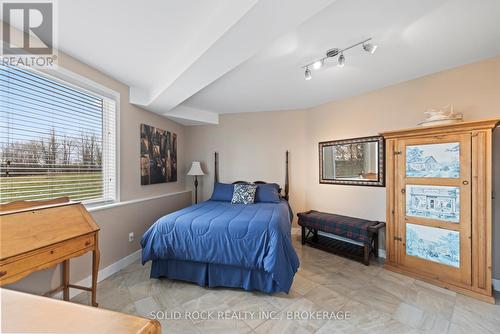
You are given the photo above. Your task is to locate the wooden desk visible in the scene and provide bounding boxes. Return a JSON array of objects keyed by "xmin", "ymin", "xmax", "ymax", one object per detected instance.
[
  {"xmin": 1, "ymin": 288, "xmax": 161, "ymax": 334},
  {"xmin": 0, "ymin": 197, "xmax": 100, "ymax": 306}
]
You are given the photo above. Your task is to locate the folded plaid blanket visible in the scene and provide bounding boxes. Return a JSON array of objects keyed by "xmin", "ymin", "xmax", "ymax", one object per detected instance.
[{"xmin": 297, "ymin": 210, "xmax": 378, "ymax": 243}]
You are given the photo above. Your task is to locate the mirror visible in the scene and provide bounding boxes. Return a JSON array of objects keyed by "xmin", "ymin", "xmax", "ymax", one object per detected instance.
[{"xmin": 319, "ymin": 136, "xmax": 385, "ymax": 186}]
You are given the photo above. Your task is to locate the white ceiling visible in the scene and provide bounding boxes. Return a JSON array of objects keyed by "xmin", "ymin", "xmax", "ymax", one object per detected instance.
[
  {"xmin": 57, "ymin": 0, "xmax": 257, "ymax": 103},
  {"xmin": 54, "ymin": 0, "xmax": 500, "ymax": 124},
  {"xmin": 184, "ymin": 0, "xmax": 500, "ymax": 114}
]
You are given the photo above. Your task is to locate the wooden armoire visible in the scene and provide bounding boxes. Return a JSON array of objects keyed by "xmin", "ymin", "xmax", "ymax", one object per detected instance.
[{"xmin": 382, "ymin": 118, "xmax": 499, "ymax": 303}]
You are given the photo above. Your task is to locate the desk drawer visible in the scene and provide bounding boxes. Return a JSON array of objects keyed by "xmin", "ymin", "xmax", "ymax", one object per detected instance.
[{"xmin": 0, "ymin": 235, "xmax": 94, "ymax": 284}]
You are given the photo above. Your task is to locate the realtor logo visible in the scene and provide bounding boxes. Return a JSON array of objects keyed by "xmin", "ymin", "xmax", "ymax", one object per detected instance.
[{"xmin": 1, "ymin": 0, "xmax": 57, "ymax": 67}]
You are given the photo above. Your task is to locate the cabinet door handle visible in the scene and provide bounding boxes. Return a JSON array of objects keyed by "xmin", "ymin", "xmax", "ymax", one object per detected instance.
[
  {"xmin": 462, "ymin": 180, "xmax": 469, "ymax": 185},
  {"xmin": 401, "ymin": 188, "xmax": 406, "ymax": 194}
]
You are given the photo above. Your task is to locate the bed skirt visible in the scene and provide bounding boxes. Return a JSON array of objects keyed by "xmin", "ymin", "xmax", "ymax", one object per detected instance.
[{"xmin": 150, "ymin": 259, "xmax": 284, "ymax": 294}]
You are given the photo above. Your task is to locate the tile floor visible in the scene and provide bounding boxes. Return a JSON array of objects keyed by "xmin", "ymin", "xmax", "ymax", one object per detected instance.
[{"xmin": 72, "ymin": 236, "xmax": 499, "ymax": 334}]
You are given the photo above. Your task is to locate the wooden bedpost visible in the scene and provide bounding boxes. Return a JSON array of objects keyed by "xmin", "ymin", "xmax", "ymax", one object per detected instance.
[
  {"xmin": 284, "ymin": 150, "xmax": 289, "ymax": 201},
  {"xmin": 214, "ymin": 152, "xmax": 219, "ymax": 184}
]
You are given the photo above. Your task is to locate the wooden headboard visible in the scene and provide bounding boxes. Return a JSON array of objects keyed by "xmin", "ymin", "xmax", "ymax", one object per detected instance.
[{"xmin": 214, "ymin": 151, "xmax": 290, "ymax": 201}]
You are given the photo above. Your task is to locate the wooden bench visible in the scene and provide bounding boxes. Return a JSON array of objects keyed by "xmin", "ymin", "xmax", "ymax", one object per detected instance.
[{"xmin": 297, "ymin": 210, "xmax": 385, "ymax": 265}]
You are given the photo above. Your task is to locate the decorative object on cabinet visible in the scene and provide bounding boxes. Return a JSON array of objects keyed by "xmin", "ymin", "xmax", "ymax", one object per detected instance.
[
  {"xmin": 382, "ymin": 118, "xmax": 499, "ymax": 303},
  {"xmin": 319, "ymin": 135, "xmax": 385, "ymax": 186},
  {"xmin": 297, "ymin": 210, "xmax": 385, "ymax": 265},
  {"xmin": 0, "ymin": 197, "xmax": 100, "ymax": 307},
  {"xmin": 187, "ymin": 161, "xmax": 205, "ymax": 204},
  {"xmin": 419, "ymin": 105, "xmax": 463, "ymax": 127},
  {"xmin": 140, "ymin": 123, "xmax": 177, "ymax": 185}
]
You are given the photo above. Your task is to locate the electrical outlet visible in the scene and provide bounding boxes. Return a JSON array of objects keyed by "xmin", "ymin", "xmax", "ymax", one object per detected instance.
[{"xmin": 128, "ymin": 232, "xmax": 135, "ymax": 242}]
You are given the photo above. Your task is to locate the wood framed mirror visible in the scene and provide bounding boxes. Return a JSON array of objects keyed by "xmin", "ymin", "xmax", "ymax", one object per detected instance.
[{"xmin": 319, "ymin": 136, "xmax": 385, "ymax": 187}]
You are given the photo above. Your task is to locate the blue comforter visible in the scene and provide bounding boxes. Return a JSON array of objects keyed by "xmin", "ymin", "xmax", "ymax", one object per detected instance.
[{"xmin": 141, "ymin": 200, "xmax": 300, "ymax": 292}]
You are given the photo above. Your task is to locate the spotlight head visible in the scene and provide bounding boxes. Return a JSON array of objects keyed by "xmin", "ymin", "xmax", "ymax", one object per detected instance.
[
  {"xmin": 363, "ymin": 42, "xmax": 377, "ymax": 54},
  {"xmin": 304, "ymin": 67, "xmax": 312, "ymax": 80},
  {"xmin": 337, "ymin": 53, "xmax": 345, "ymax": 67},
  {"xmin": 312, "ymin": 60, "xmax": 323, "ymax": 70}
]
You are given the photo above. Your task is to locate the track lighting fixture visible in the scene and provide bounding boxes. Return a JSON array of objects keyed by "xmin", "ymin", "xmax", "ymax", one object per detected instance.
[
  {"xmin": 302, "ymin": 37, "xmax": 377, "ymax": 80},
  {"xmin": 363, "ymin": 42, "xmax": 377, "ymax": 54},
  {"xmin": 312, "ymin": 59, "xmax": 323, "ymax": 70},
  {"xmin": 337, "ymin": 53, "xmax": 345, "ymax": 67},
  {"xmin": 304, "ymin": 67, "xmax": 312, "ymax": 80}
]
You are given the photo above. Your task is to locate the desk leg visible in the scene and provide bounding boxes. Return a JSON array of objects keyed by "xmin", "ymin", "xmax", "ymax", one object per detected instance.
[
  {"xmin": 62, "ymin": 260, "xmax": 70, "ymax": 301},
  {"xmin": 91, "ymin": 244, "xmax": 100, "ymax": 307}
]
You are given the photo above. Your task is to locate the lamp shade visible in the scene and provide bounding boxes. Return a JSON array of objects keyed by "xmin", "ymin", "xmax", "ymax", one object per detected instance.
[{"xmin": 187, "ymin": 161, "xmax": 205, "ymax": 176}]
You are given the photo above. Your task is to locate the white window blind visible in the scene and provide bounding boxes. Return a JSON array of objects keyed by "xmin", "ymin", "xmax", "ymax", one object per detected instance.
[{"xmin": 0, "ymin": 64, "xmax": 117, "ymax": 205}]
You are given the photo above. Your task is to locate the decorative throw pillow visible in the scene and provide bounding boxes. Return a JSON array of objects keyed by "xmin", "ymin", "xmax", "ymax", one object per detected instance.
[{"xmin": 231, "ymin": 184, "xmax": 257, "ymax": 204}]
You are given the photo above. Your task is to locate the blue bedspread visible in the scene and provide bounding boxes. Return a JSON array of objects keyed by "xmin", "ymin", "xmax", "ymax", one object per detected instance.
[{"xmin": 141, "ymin": 200, "xmax": 300, "ymax": 292}]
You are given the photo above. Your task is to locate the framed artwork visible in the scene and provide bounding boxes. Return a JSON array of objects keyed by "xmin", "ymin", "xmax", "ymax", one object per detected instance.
[
  {"xmin": 140, "ymin": 124, "xmax": 177, "ymax": 185},
  {"xmin": 406, "ymin": 223, "xmax": 460, "ymax": 268},
  {"xmin": 406, "ymin": 185, "xmax": 460, "ymax": 223},
  {"xmin": 406, "ymin": 142, "xmax": 460, "ymax": 178}
]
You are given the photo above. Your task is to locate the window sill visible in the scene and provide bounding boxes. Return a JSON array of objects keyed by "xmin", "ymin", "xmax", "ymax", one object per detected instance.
[{"xmin": 85, "ymin": 190, "xmax": 191, "ymax": 213}]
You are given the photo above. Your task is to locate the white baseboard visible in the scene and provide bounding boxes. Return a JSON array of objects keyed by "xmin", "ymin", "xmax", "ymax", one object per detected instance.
[
  {"xmin": 54, "ymin": 249, "xmax": 142, "ymax": 300},
  {"xmin": 493, "ymin": 279, "xmax": 500, "ymax": 292}
]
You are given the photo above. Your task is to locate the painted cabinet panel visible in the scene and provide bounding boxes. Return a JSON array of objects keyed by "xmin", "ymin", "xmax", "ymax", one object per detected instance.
[
  {"xmin": 395, "ymin": 133, "xmax": 471, "ymax": 286},
  {"xmin": 406, "ymin": 223, "xmax": 460, "ymax": 268},
  {"xmin": 406, "ymin": 142, "xmax": 460, "ymax": 178},
  {"xmin": 406, "ymin": 185, "xmax": 460, "ymax": 223}
]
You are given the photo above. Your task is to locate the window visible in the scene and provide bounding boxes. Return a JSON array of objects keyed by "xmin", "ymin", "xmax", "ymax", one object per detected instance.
[{"xmin": 0, "ymin": 64, "xmax": 117, "ymax": 205}]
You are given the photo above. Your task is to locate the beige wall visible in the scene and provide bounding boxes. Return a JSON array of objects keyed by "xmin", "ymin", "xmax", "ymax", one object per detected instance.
[
  {"xmin": 187, "ymin": 56, "xmax": 500, "ymax": 278},
  {"xmin": 185, "ymin": 109, "xmax": 308, "ymax": 216},
  {"xmin": 8, "ymin": 52, "xmax": 192, "ymax": 293}
]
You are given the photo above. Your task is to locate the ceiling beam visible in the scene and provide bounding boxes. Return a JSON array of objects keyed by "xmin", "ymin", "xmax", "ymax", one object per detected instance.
[
  {"xmin": 165, "ymin": 105, "xmax": 219, "ymax": 126},
  {"xmin": 132, "ymin": 0, "xmax": 337, "ymax": 119}
]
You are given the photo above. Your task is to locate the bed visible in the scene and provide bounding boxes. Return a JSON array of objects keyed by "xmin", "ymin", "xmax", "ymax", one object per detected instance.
[{"xmin": 141, "ymin": 152, "xmax": 299, "ymax": 294}]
